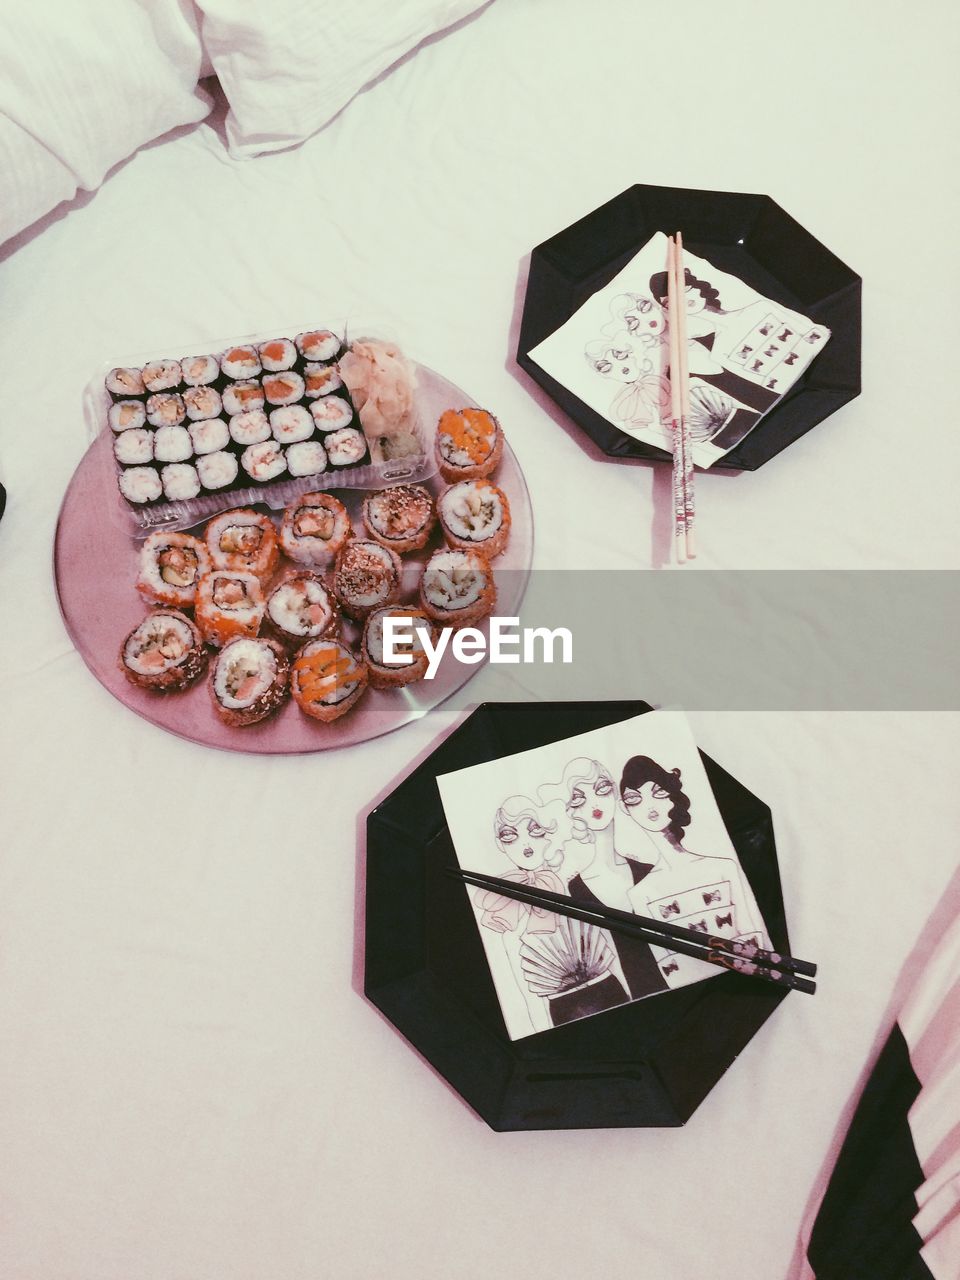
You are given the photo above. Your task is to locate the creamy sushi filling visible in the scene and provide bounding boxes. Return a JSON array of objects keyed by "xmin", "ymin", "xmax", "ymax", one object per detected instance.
[
  {"xmin": 212, "ymin": 574, "xmax": 256, "ymax": 611},
  {"xmin": 241, "ymin": 441, "xmax": 287, "ymax": 482},
  {"xmin": 119, "ymin": 468, "xmax": 162, "ymax": 503},
  {"xmin": 107, "ymin": 367, "xmax": 145, "ymax": 397},
  {"xmin": 153, "ymin": 424, "xmax": 192, "ymax": 462},
  {"xmin": 365, "ymin": 486, "xmax": 432, "ymax": 541},
  {"xmin": 114, "ymin": 428, "xmax": 153, "ymax": 466},
  {"xmin": 269, "ymin": 405, "xmax": 313, "ymax": 443},
  {"xmin": 109, "ymin": 400, "xmax": 146, "ymax": 433},
  {"xmin": 142, "ymin": 360, "xmax": 182, "ymax": 392},
  {"xmin": 184, "ymin": 386, "xmax": 222, "ymax": 420},
  {"xmin": 437, "ymin": 408, "xmax": 497, "ymax": 467},
  {"xmin": 296, "ymin": 330, "xmax": 340, "ymax": 362},
  {"xmin": 422, "ymin": 550, "xmax": 488, "ymax": 611},
  {"xmin": 215, "ymin": 639, "xmax": 277, "ymax": 708},
  {"xmin": 263, "ymin": 372, "xmax": 305, "ymax": 406},
  {"xmin": 439, "ymin": 482, "xmax": 503, "ymax": 541},
  {"xmin": 197, "ymin": 452, "xmax": 238, "ymax": 489},
  {"xmin": 181, "ymin": 355, "xmax": 219, "ymax": 386},
  {"xmin": 124, "ymin": 614, "xmax": 195, "ymax": 674},
  {"xmin": 336, "ymin": 542, "xmax": 397, "ymax": 608},
  {"xmin": 310, "ymin": 397, "xmax": 354, "ymax": 432},
  {"xmin": 365, "ymin": 609, "xmax": 429, "ymax": 667},
  {"xmin": 303, "ymin": 363, "xmax": 342, "ymax": 398},
  {"xmin": 268, "ymin": 579, "xmax": 334, "ymax": 637},
  {"xmin": 221, "ymin": 346, "xmax": 261, "ymax": 380},
  {"xmin": 229, "ymin": 410, "xmax": 270, "ymax": 445},
  {"xmin": 325, "ymin": 427, "xmax": 366, "ymax": 466},
  {"xmin": 157, "ymin": 544, "xmax": 200, "ymax": 588},
  {"xmin": 218, "ymin": 522, "xmax": 264, "ymax": 557},
  {"xmin": 146, "ymin": 393, "xmax": 186, "ymax": 428},
  {"xmin": 294, "ymin": 641, "xmax": 360, "ymax": 704}
]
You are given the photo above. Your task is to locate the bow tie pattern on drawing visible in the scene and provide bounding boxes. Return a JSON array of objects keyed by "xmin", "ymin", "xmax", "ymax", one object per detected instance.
[
  {"xmin": 659, "ymin": 900, "xmax": 682, "ymax": 918},
  {"xmin": 715, "ymin": 911, "xmax": 733, "ymax": 930},
  {"xmin": 702, "ymin": 889, "xmax": 722, "ymax": 905}
]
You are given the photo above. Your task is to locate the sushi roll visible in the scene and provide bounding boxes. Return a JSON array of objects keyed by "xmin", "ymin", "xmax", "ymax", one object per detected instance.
[
  {"xmin": 195, "ymin": 570, "xmax": 265, "ymax": 648},
  {"xmin": 291, "ymin": 639, "xmax": 367, "ymax": 723},
  {"xmin": 333, "ymin": 539, "xmax": 402, "ymax": 621},
  {"xmin": 419, "ymin": 548, "xmax": 496, "ymax": 627},
  {"xmin": 153, "ymin": 423, "xmax": 192, "ymax": 463},
  {"xmin": 435, "ymin": 407, "xmax": 503, "ymax": 482},
  {"xmin": 258, "ymin": 338, "xmax": 297, "ymax": 372},
  {"xmin": 197, "ymin": 451, "xmax": 239, "ymax": 492},
  {"xmin": 105, "ymin": 367, "xmax": 145, "ymax": 401},
  {"xmin": 437, "ymin": 479, "xmax": 511, "ymax": 559},
  {"xmin": 229, "ymin": 409, "xmax": 271, "ymax": 447},
  {"xmin": 222, "ymin": 380, "xmax": 265, "ymax": 416},
  {"xmin": 220, "ymin": 344, "xmax": 261, "ymax": 381},
  {"xmin": 265, "ymin": 572, "xmax": 338, "ymax": 648},
  {"xmin": 136, "ymin": 531, "xmax": 211, "ymax": 608},
  {"xmin": 362, "ymin": 485, "xmax": 435, "ymax": 554},
  {"xmin": 146, "ymin": 392, "xmax": 186, "ymax": 429},
  {"xmin": 362, "ymin": 606, "xmax": 435, "ymax": 689},
  {"xmin": 262, "ymin": 370, "xmax": 305, "ymax": 407},
  {"xmin": 302, "ymin": 363, "xmax": 342, "ymax": 399},
  {"xmin": 205, "ymin": 508, "xmax": 280, "ymax": 582},
  {"xmin": 188, "ymin": 417, "xmax": 230, "ymax": 456},
  {"xmin": 285, "ymin": 440, "xmax": 328, "ymax": 478},
  {"xmin": 119, "ymin": 609, "xmax": 207, "ymax": 692},
  {"xmin": 180, "ymin": 354, "xmax": 220, "ymax": 387},
  {"xmin": 114, "ymin": 428, "xmax": 153, "ymax": 467},
  {"xmin": 269, "ymin": 405, "xmax": 313, "ymax": 444},
  {"xmin": 309, "ymin": 396, "xmax": 355, "ymax": 433},
  {"xmin": 161, "ymin": 463, "xmax": 201, "ymax": 502},
  {"xmin": 118, "ymin": 466, "xmax": 162, "ymax": 506},
  {"xmin": 241, "ymin": 440, "xmax": 287, "ymax": 484},
  {"xmin": 108, "ymin": 400, "xmax": 146, "ymax": 433},
  {"xmin": 183, "ymin": 385, "xmax": 223, "ymax": 421},
  {"xmin": 210, "ymin": 635, "xmax": 289, "ymax": 727},
  {"xmin": 142, "ymin": 359, "xmax": 182, "ymax": 393},
  {"xmin": 280, "ymin": 492, "xmax": 351, "ymax": 566},
  {"xmin": 324, "ymin": 426, "xmax": 368, "ymax": 469},
  {"xmin": 295, "ymin": 329, "xmax": 341, "ymax": 364}
]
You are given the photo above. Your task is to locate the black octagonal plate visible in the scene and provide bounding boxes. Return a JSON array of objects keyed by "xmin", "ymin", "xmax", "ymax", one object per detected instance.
[
  {"xmin": 517, "ymin": 184, "xmax": 861, "ymax": 471},
  {"xmin": 365, "ymin": 701, "xmax": 794, "ymax": 1131}
]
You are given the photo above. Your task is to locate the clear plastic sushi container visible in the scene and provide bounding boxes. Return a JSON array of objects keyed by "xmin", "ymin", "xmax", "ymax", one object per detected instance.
[{"xmin": 85, "ymin": 322, "xmax": 438, "ymax": 540}]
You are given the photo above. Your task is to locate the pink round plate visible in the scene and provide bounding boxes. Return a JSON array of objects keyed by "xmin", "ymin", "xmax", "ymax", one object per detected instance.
[{"xmin": 54, "ymin": 366, "xmax": 533, "ymax": 753}]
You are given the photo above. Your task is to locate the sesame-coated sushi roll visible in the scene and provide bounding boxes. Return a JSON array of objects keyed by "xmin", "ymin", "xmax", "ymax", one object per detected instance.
[
  {"xmin": 146, "ymin": 392, "xmax": 186, "ymax": 430},
  {"xmin": 153, "ymin": 424, "xmax": 192, "ymax": 463},
  {"xmin": 229, "ymin": 409, "xmax": 271, "ymax": 447},
  {"xmin": 324, "ymin": 426, "xmax": 368, "ymax": 469},
  {"xmin": 220, "ymin": 345, "xmax": 261, "ymax": 381},
  {"xmin": 362, "ymin": 485, "xmax": 435, "ymax": 554},
  {"xmin": 195, "ymin": 570, "xmax": 265, "ymax": 648},
  {"xmin": 269, "ymin": 405, "xmax": 313, "ymax": 444},
  {"xmin": 280, "ymin": 492, "xmax": 351, "ymax": 567},
  {"xmin": 291, "ymin": 638, "xmax": 367, "ymax": 723},
  {"xmin": 137, "ymin": 531, "xmax": 211, "ymax": 608},
  {"xmin": 258, "ymin": 338, "xmax": 297, "ymax": 372},
  {"xmin": 188, "ymin": 416, "xmax": 230, "ymax": 456},
  {"xmin": 183, "ymin": 385, "xmax": 223, "ymax": 422},
  {"xmin": 285, "ymin": 440, "xmax": 328, "ymax": 478},
  {"xmin": 435, "ymin": 407, "xmax": 503, "ymax": 482},
  {"xmin": 362, "ymin": 606, "xmax": 435, "ymax": 689},
  {"xmin": 119, "ymin": 609, "xmax": 207, "ymax": 692},
  {"xmin": 265, "ymin": 572, "xmax": 338, "ymax": 649},
  {"xmin": 309, "ymin": 396, "xmax": 355, "ymax": 433},
  {"xmin": 222, "ymin": 380, "xmax": 265, "ymax": 416},
  {"xmin": 241, "ymin": 440, "xmax": 287, "ymax": 484},
  {"xmin": 161, "ymin": 463, "xmax": 201, "ymax": 502},
  {"xmin": 302, "ymin": 363, "xmax": 342, "ymax": 399},
  {"xmin": 105, "ymin": 367, "xmax": 146, "ymax": 401},
  {"xmin": 262, "ymin": 370, "xmax": 305, "ymax": 407},
  {"xmin": 419, "ymin": 548, "xmax": 496, "ymax": 627},
  {"xmin": 437, "ymin": 479, "xmax": 511, "ymax": 559},
  {"xmin": 210, "ymin": 635, "xmax": 289, "ymax": 727},
  {"xmin": 196, "ymin": 450, "xmax": 239, "ymax": 493},
  {"xmin": 108, "ymin": 400, "xmax": 146, "ymax": 433},
  {"xmin": 114, "ymin": 428, "xmax": 153, "ymax": 467},
  {"xmin": 205, "ymin": 508, "xmax": 279, "ymax": 582},
  {"xmin": 142, "ymin": 359, "xmax": 182, "ymax": 393},
  {"xmin": 180, "ymin": 354, "xmax": 221, "ymax": 387},
  {"xmin": 295, "ymin": 329, "xmax": 341, "ymax": 365},
  {"xmin": 333, "ymin": 539, "xmax": 402, "ymax": 621},
  {"xmin": 118, "ymin": 467, "xmax": 162, "ymax": 505}
]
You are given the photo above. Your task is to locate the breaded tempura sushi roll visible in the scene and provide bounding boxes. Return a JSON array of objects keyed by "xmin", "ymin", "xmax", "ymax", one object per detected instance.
[
  {"xmin": 136, "ymin": 531, "xmax": 211, "ymax": 609},
  {"xmin": 291, "ymin": 639, "xmax": 367, "ymax": 723},
  {"xmin": 280, "ymin": 492, "xmax": 351, "ymax": 566},
  {"xmin": 419, "ymin": 548, "xmax": 496, "ymax": 627},
  {"xmin": 435, "ymin": 408, "xmax": 503, "ymax": 482},
  {"xmin": 205, "ymin": 509, "xmax": 280, "ymax": 583},
  {"xmin": 119, "ymin": 609, "xmax": 207, "ymax": 692},
  {"xmin": 265, "ymin": 572, "xmax": 339, "ymax": 649},
  {"xmin": 362, "ymin": 485, "xmax": 436, "ymax": 554},
  {"xmin": 210, "ymin": 636, "xmax": 289, "ymax": 727},
  {"xmin": 333, "ymin": 539, "xmax": 402, "ymax": 621},
  {"xmin": 437, "ymin": 479, "xmax": 511, "ymax": 559},
  {"xmin": 195, "ymin": 570, "xmax": 265, "ymax": 648},
  {"xmin": 362, "ymin": 606, "xmax": 435, "ymax": 689}
]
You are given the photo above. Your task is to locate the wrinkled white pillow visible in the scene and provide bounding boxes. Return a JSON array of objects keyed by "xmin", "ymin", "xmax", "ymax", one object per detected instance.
[
  {"xmin": 0, "ymin": 0, "xmax": 209, "ymax": 245},
  {"xmin": 196, "ymin": 0, "xmax": 490, "ymax": 157}
]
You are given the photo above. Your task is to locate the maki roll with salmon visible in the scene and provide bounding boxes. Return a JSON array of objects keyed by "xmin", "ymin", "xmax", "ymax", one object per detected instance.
[
  {"xmin": 362, "ymin": 606, "xmax": 435, "ymax": 689},
  {"xmin": 222, "ymin": 380, "xmax": 265, "ymax": 416},
  {"xmin": 195, "ymin": 570, "xmax": 265, "ymax": 647},
  {"xmin": 220, "ymin": 345, "xmax": 261, "ymax": 381},
  {"xmin": 295, "ymin": 329, "xmax": 342, "ymax": 365},
  {"xmin": 361, "ymin": 485, "xmax": 435, "ymax": 554},
  {"xmin": 258, "ymin": 338, "xmax": 297, "ymax": 372},
  {"xmin": 419, "ymin": 548, "xmax": 496, "ymax": 627},
  {"xmin": 435, "ymin": 407, "xmax": 503, "ymax": 482},
  {"xmin": 303, "ymin": 363, "xmax": 342, "ymax": 399},
  {"xmin": 210, "ymin": 636, "xmax": 289, "ymax": 727},
  {"xmin": 265, "ymin": 573, "xmax": 338, "ymax": 648},
  {"xmin": 437, "ymin": 479, "xmax": 511, "ymax": 559},
  {"xmin": 279, "ymin": 492, "xmax": 351, "ymax": 566},
  {"xmin": 205, "ymin": 508, "xmax": 280, "ymax": 582},
  {"xmin": 262, "ymin": 371, "xmax": 305, "ymax": 407},
  {"xmin": 228, "ymin": 409, "xmax": 271, "ymax": 447},
  {"xmin": 291, "ymin": 639, "xmax": 367, "ymax": 723},
  {"xmin": 333, "ymin": 539, "xmax": 402, "ymax": 621},
  {"xmin": 105, "ymin": 367, "xmax": 146, "ymax": 401},
  {"xmin": 119, "ymin": 609, "xmax": 207, "ymax": 692},
  {"xmin": 136, "ymin": 531, "xmax": 211, "ymax": 608}
]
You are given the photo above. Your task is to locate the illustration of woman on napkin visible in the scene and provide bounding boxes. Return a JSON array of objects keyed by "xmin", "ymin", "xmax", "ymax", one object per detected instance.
[
  {"xmin": 617, "ymin": 756, "xmax": 768, "ymax": 988},
  {"xmin": 539, "ymin": 758, "xmax": 667, "ymax": 1002},
  {"xmin": 583, "ymin": 333, "xmax": 671, "ymax": 428}
]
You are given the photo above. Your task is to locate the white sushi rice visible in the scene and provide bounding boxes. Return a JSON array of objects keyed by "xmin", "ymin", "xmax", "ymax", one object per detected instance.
[
  {"xmin": 241, "ymin": 440, "xmax": 287, "ymax": 482},
  {"xmin": 229, "ymin": 409, "xmax": 270, "ymax": 446},
  {"xmin": 153, "ymin": 424, "xmax": 192, "ymax": 463},
  {"xmin": 161, "ymin": 463, "xmax": 201, "ymax": 501},
  {"xmin": 213, "ymin": 637, "xmax": 276, "ymax": 708},
  {"xmin": 188, "ymin": 417, "xmax": 230, "ymax": 455},
  {"xmin": 270, "ymin": 405, "xmax": 313, "ymax": 444},
  {"xmin": 325, "ymin": 427, "xmax": 366, "ymax": 466},
  {"xmin": 286, "ymin": 440, "xmax": 328, "ymax": 478},
  {"xmin": 220, "ymin": 347, "xmax": 261, "ymax": 380},
  {"xmin": 438, "ymin": 481, "xmax": 504, "ymax": 542},
  {"xmin": 180, "ymin": 354, "xmax": 220, "ymax": 386},
  {"xmin": 123, "ymin": 612, "xmax": 196, "ymax": 676},
  {"xmin": 310, "ymin": 397, "xmax": 354, "ymax": 432},
  {"xmin": 267, "ymin": 577, "xmax": 334, "ymax": 638},
  {"xmin": 142, "ymin": 359, "xmax": 181, "ymax": 392},
  {"xmin": 119, "ymin": 467, "xmax": 162, "ymax": 504},
  {"xmin": 196, "ymin": 451, "xmax": 238, "ymax": 490},
  {"xmin": 137, "ymin": 532, "xmax": 209, "ymax": 601},
  {"xmin": 114, "ymin": 427, "xmax": 153, "ymax": 466},
  {"xmin": 108, "ymin": 400, "xmax": 146, "ymax": 433}
]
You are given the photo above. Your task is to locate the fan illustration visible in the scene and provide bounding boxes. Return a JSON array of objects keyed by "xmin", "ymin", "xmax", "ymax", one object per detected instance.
[
  {"xmin": 687, "ymin": 385, "xmax": 735, "ymax": 441},
  {"xmin": 519, "ymin": 917, "xmax": 616, "ymax": 997}
]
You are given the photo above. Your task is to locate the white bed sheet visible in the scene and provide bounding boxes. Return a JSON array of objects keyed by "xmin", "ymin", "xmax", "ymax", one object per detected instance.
[{"xmin": 1, "ymin": 3, "xmax": 958, "ymax": 1278}]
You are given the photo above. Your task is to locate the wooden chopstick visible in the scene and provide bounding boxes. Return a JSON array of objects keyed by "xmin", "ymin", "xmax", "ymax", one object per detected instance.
[
  {"xmin": 449, "ymin": 867, "xmax": 817, "ymax": 995},
  {"xmin": 674, "ymin": 230, "xmax": 697, "ymax": 558},
  {"xmin": 666, "ymin": 236, "xmax": 687, "ymax": 562}
]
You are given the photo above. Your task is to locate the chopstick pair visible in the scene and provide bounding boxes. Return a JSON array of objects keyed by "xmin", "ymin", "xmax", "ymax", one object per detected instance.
[
  {"xmin": 449, "ymin": 867, "xmax": 817, "ymax": 995},
  {"xmin": 667, "ymin": 232, "xmax": 697, "ymax": 562}
]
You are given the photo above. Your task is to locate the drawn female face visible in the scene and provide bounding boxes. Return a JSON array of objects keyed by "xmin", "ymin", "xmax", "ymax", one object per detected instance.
[
  {"xmin": 621, "ymin": 780, "xmax": 674, "ymax": 832},
  {"xmin": 684, "ymin": 286, "xmax": 707, "ymax": 316},
  {"xmin": 566, "ymin": 772, "xmax": 616, "ymax": 832},
  {"xmin": 624, "ymin": 297, "xmax": 665, "ymax": 338},
  {"xmin": 496, "ymin": 816, "xmax": 559, "ymax": 870},
  {"xmin": 593, "ymin": 346, "xmax": 641, "ymax": 383}
]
